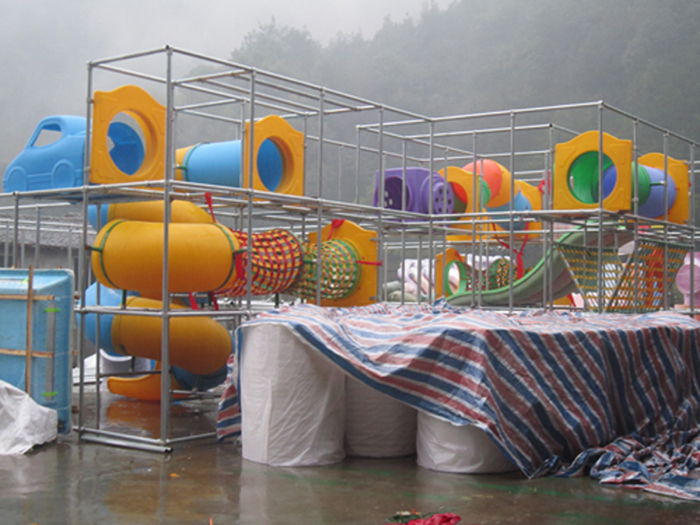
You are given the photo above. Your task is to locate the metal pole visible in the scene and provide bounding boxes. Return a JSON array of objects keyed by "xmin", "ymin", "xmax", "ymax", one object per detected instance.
[
  {"xmin": 159, "ymin": 45, "xmax": 175, "ymax": 444},
  {"xmin": 246, "ymin": 71, "xmax": 256, "ymax": 311},
  {"xmin": 25, "ymin": 266, "xmax": 34, "ymax": 394},
  {"xmin": 427, "ymin": 121, "xmax": 435, "ymax": 303},
  {"xmin": 34, "ymin": 208, "xmax": 41, "ymax": 269},
  {"xmin": 3, "ymin": 223, "xmax": 8, "ymax": 267},
  {"xmin": 315, "ymin": 89, "xmax": 325, "ymax": 306},
  {"xmin": 690, "ymin": 144, "xmax": 696, "ymax": 314},
  {"xmin": 77, "ymin": 59, "xmax": 94, "ymax": 433},
  {"xmin": 662, "ymin": 133, "xmax": 670, "ymax": 310},
  {"xmin": 376, "ymin": 107, "xmax": 385, "ymax": 303},
  {"xmin": 597, "ymin": 104, "xmax": 604, "ymax": 313},
  {"xmin": 508, "ymin": 111, "xmax": 515, "ymax": 313},
  {"xmin": 13, "ymin": 193, "xmax": 19, "ymax": 268},
  {"xmin": 632, "ymin": 120, "xmax": 640, "ymax": 313}
]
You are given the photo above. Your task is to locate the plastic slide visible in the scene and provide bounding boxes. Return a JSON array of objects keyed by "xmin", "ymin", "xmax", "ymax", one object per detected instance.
[
  {"xmin": 446, "ymin": 227, "xmax": 635, "ymax": 308},
  {"xmin": 85, "ymin": 201, "xmax": 236, "ymax": 400},
  {"xmin": 83, "ymin": 282, "xmax": 230, "ymax": 401}
]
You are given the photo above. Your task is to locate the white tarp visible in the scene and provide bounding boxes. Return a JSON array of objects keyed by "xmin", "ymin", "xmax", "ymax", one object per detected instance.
[
  {"xmin": 416, "ymin": 411, "xmax": 516, "ymax": 474},
  {"xmin": 0, "ymin": 380, "xmax": 57, "ymax": 455},
  {"xmin": 345, "ymin": 376, "xmax": 417, "ymax": 458},
  {"xmin": 240, "ymin": 324, "xmax": 346, "ymax": 467}
]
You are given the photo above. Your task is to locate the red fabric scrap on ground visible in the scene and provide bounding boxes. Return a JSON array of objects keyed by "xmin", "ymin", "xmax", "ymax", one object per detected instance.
[{"xmin": 385, "ymin": 513, "xmax": 462, "ymax": 525}]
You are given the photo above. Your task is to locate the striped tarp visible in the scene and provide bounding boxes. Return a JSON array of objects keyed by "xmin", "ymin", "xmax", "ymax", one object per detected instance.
[{"xmin": 217, "ymin": 302, "xmax": 700, "ymax": 498}]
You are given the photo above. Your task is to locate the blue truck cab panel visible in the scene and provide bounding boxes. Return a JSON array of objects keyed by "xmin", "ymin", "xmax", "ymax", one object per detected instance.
[
  {"xmin": 3, "ymin": 116, "xmax": 87, "ymax": 192},
  {"xmin": 3, "ymin": 116, "xmax": 145, "ymax": 193}
]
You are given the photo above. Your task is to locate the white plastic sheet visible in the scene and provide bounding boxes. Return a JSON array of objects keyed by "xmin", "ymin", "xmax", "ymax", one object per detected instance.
[
  {"xmin": 0, "ymin": 380, "xmax": 57, "ymax": 455},
  {"xmin": 345, "ymin": 376, "xmax": 417, "ymax": 458},
  {"xmin": 416, "ymin": 411, "xmax": 516, "ymax": 474},
  {"xmin": 240, "ymin": 324, "xmax": 346, "ymax": 467}
]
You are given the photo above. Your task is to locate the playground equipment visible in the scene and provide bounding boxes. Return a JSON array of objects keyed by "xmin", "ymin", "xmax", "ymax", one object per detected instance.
[
  {"xmin": 82, "ymin": 283, "xmax": 228, "ymax": 401},
  {"xmin": 444, "ymin": 224, "xmax": 688, "ymax": 312},
  {"xmin": 176, "ymin": 114, "xmax": 304, "ymax": 195},
  {"xmin": 391, "ymin": 251, "xmax": 513, "ymax": 301},
  {"xmin": 553, "ymin": 131, "xmax": 689, "ymax": 223},
  {"xmin": 440, "ymin": 160, "xmax": 543, "ymax": 237},
  {"xmin": 91, "ymin": 85, "xmax": 304, "ymax": 194},
  {"xmin": 676, "ymin": 253, "xmax": 700, "ymax": 307},
  {"xmin": 4, "ymin": 85, "xmax": 305, "ymax": 197},
  {"xmin": 86, "ymin": 200, "xmax": 378, "ymax": 400},
  {"xmin": 2, "ymin": 115, "xmax": 144, "ymax": 192},
  {"xmin": 375, "ymin": 160, "xmax": 543, "ymax": 241},
  {"xmin": 3, "ymin": 47, "xmax": 697, "ymax": 462},
  {"xmin": 374, "ymin": 167, "xmax": 455, "ymax": 215},
  {"xmin": 372, "ymin": 135, "xmax": 690, "ymax": 310}
]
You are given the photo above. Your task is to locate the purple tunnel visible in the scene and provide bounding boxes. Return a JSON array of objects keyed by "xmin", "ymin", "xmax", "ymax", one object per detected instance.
[{"xmin": 374, "ymin": 167, "xmax": 454, "ymax": 215}]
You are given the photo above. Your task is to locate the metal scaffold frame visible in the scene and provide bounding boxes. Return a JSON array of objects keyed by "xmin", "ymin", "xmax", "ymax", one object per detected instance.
[{"xmin": 0, "ymin": 45, "xmax": 698, "ymax": 452}]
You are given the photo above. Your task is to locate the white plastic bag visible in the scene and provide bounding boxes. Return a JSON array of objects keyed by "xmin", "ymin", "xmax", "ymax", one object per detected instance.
[
  {"xmin": 345, "ymin": 376, "xmax": 417, "ymax": 458},
  {"xmin": 416, "ymin": 411, "xmax": 516, "ymax": 474},
  {"xmin": 0, "ymin": 380, "xmax": 57, "ymax": 455},
  {"xmin": 240, "ymin": 324, "xmax": 346, "ymax": 466}
]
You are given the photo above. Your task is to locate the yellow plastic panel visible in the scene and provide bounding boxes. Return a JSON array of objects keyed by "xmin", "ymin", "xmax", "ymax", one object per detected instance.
[
  {"xmin": 638, "ymin": 153, "xmax": 689, "ymax": 225},
  {"xmin": 307, "ymin": 220, "xmax": 378, "ymax": 307},
  {"xmin": 435, "ymin": 248, "xmax": 464, "ymax": 298},
  {"xmin": 553, "ymin": 131, "xmax": 632, "ymax": 213},
  {"xmin": 90, "ymin": 85, "xmax": 166, "ymax": 184},
  {"xmin": 242, "ymin": 115, "xmax": 305, "ymax": 196},
  {"xmin": 440, "ymin": 166, "xmax": 487, "ymax": 242}
]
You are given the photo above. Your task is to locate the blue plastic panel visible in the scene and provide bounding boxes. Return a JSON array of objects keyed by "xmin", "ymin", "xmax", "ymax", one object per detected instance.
[{"xmin": 0, "ymin": 269, "xmax": 73, "ymax": 433}]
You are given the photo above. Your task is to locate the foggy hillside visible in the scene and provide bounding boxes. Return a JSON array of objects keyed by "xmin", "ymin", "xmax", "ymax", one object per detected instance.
[
  {"xmin": 229, "ymin": 0, "xmax": 700, "ymax": 143},
  {"xmin": 1, "ymin": 0, "xmax": 699, "ymax": 174}
]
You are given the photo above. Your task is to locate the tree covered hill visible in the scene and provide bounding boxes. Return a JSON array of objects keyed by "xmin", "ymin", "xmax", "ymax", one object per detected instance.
[{"xmin": 230, "ymin": 0, "xmax": 700, "ymax": 142}]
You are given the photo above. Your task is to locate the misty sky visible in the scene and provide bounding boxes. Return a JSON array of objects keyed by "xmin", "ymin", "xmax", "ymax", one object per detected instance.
[{"xmin": 0, "ymin": 0, "xmax": 452, "ymax": 166}]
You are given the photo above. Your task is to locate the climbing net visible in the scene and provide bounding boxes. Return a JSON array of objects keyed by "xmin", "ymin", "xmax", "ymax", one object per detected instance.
[
  {"xmin": 225, "ymin": 229, "xmax": 304, "ymax": 296},
  {"xmin": 216, "ymin": 228, "xmax": 363, "ymax": 303},
  {"xmin": 288, "ymin": 239, "xmax": 362, "ymax": 301},
  {"xmin": 558, "ymin": 239, "xmax": 688, "ymax": 313}
]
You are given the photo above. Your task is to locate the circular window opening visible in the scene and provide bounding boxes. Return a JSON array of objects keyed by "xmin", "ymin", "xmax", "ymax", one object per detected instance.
[
  {"xmin": 256, "ymin": 139, "xmax": 283, "ymax": 191},
  {"xmin": 107, "ymin": 113, "xmax": 145, "ymax": 175},
  {"xmin": 567, "ymin": 151, "xmax": 614, "ymax": 204}
]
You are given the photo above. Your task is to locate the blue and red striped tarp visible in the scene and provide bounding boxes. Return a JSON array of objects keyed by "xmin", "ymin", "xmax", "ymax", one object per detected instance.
[{"xmin": 217, "ymin": 302, "xmax": 700, "ymax": 500}]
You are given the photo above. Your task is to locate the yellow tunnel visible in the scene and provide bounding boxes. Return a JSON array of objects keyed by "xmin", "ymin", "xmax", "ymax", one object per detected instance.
[{"xmin": 92, "ymin": 219, "xmax": 241, "ymax": 295}]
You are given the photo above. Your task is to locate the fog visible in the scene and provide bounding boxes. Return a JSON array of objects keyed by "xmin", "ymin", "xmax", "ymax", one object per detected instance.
[{"xmin": 0, "ymin": 0, "xmax": 451, "ymax": 169}]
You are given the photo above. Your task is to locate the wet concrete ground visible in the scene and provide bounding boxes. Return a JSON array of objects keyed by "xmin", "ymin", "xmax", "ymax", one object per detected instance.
[{"xmin": 2, "ymin": 391, "xmax": 700, "ymax": 524}]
